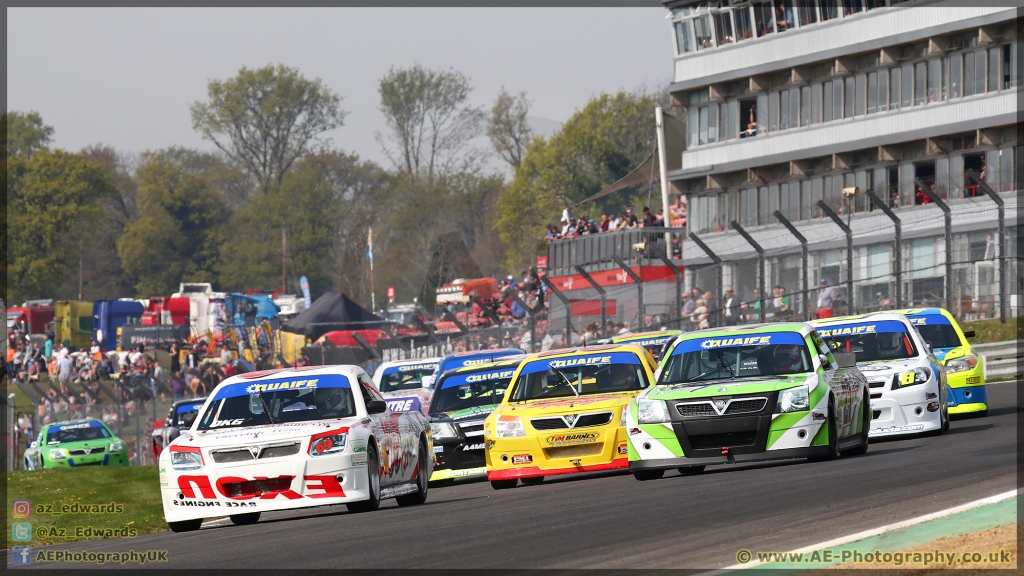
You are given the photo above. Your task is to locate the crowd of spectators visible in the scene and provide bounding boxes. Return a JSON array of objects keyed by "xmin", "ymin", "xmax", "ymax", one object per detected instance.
[{"xmin": 544, "ymin": 196, "xmax": 687, "ymax": 241}]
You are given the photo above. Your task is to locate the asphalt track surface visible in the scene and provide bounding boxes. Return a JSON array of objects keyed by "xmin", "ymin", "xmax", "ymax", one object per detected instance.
[{"xmin": 9, "ymin": 382, "xmax": 1018, "ymax": 570}]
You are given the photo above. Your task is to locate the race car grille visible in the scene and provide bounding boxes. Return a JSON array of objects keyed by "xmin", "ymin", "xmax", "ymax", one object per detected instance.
[
  {"xmin": 530, "ymin": 412, "xmax": 613, "ymax": 430},
  {"xmin": 867, "ymin": 379, "xmax": 887, "ymax": 389},
  {"xmin": 460, "ymin": 423, "xmax": 485, "ymax": 437},
  {"xmin": 676, "ymin": 403, "xmax": 717, "ymax": 417},
  {"xmin": 210, "ymin": 442, "xmax": 301, "ymax": 463},
  {"xmin": 545, "ymin": 444, "xmax": 603, "ymax": 459},
  {"xmin": 675, "ymin": 398, "xmax": 767, "ymax": 417},
  {"xmin": 219, "ymin": 477, "xmax": 294, "ymax": 498},
  {"xmin": 260, "ymin": 443, "xmax": 301, "ymax": 459},
  {"xmin": 211, "ymin": 449, "xmax": 256, "ymax": 463},
  {"xmin": 688, "ymin": 431, "xmax": 758, "ymax": 450},
  {"xmin": 724, "ymin": 398, "xmax": 767, "ymax": 415},
  {"xmin": 69, "ymin": 447, "xmax": 106, "ymax": 456}
]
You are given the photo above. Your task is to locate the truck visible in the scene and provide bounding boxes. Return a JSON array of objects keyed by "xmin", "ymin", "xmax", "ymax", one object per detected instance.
[
  {"xmin": 7, "ymin": 301, "xmax": 55, "ymax": 338},
  {"xmin": 140, "ymin": 296, "xmax": 191, "ymax": 326},
  {"xmin": 170, "ymin": 283, "xmax": 227, "ymax": 336},
  {"xmin": 55, "ymin": 300, "xmax": 94, "ymax": 350},
  {"xmin": 93, "ymin": 299, "xmax": 145, "ymax": 349}
]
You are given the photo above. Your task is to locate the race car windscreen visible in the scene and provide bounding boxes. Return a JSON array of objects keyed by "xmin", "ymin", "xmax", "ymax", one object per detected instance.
[
  {"xmin": 379, "ymin": 363, "xmax": 438, "ymax": 393},
  {"xmin": 175, "ymin": 402, "xmax": 204, "ymax": 427},
  {"xmin": 47, "ymin": 421, "xmax": 111, "ymax": 444},
  {"xmin": 817, "ymin": 320, "xmax": 919, "ymax": 361},
  {"xmin": 197, "ymin": 374, "xmax": 356, "ymax": 430},
  {"xmin": 908, "ymin": 317, "xmax": 961, "ymax": 349},
  {"xmin": 431, "ymin": 366, "xmax": 518, "ymax": 414},
  {"xmin": 509, "ymin": 352, "xmax": 647, "ymax": 401},
  {"xmin": 659, "ymin": 332, "xmax": 811, "ymax": 384}
]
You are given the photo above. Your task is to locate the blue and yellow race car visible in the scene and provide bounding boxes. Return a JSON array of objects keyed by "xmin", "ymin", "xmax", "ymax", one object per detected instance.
[{"xmin": 894, "ymin": 308, "xmax": 987, "ymax": 416}]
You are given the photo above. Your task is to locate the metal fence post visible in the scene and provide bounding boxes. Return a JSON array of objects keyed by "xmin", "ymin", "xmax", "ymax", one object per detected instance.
[
  {"xmin": 967, "ymin": 172, "xmax": 1007, "ymax": 323},
  {"xmin": 730, "ymin": 222, "xmax": 766, "ymax": 323},
  {"xmin": 918, "ymin": 179, "xmax": 953, "ymax": 312},
  {"xmin": 542, "ymin": 277, "xmax": 574, "ymax": 337},
  {"xmin": 864, "ymin": 190, "xmax": 902, "ymax": 308},
  {"xmin": 575, "ymin": 266, "xmax": 608, "ymax": 338},
  {"xmin": 656, "ymin": 253, "xmax": 684, "ymax": 324},
  {"xmin": 773, "ymin": 211, "xmax": 809, "ymax": 321},
  {"xmin": 817, "ymin": 201, "xmax": 854, "ymax": 315},
  {"xmin": 612, "ymin": 256, "xmax": 645, "ymax": 330}
]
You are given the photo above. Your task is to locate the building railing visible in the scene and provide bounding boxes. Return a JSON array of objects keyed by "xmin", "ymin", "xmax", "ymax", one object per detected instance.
[{"xmin": 546, "ymin": 227, "xmax": 687, "ymax": 277}]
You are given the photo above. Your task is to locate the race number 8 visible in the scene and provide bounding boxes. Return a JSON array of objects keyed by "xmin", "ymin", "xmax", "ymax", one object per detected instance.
[{"xmin": 900, "ymin": 372, "xmax": 915, "ymax": 385}]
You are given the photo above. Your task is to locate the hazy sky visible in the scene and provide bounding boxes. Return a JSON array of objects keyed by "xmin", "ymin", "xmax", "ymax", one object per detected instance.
[{"xmin": 7, "ymin": 7, "xmax": 671, "ymax": 170}]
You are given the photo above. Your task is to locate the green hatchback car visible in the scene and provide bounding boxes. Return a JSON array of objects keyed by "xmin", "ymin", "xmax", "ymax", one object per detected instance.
[{"xmin": 24, "ymin": 419, "xmax": 129, "ymax": 469}]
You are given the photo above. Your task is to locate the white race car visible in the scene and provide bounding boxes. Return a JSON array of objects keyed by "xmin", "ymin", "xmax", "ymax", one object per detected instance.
[
  {"xmin": 812, "ymin": 313, "xmax": 949, "ymax": 438},
  {"xmin": 159, "ymin": 365, "xmax": 433, "ymax": 533},
  {"xmin": 371, "ymin": 357, "xmax": 441, "ymax": 415}
]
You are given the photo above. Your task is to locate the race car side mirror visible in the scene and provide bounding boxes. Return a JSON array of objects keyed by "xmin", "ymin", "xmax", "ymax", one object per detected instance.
[
  {"xmin": 366, "ymin": 400, "xmax": 388, "ymax": 415},
  {"xmin": 962, "ymin": 330, "xmax": 976, "ymax": 338},
  {"xmin": 29, "ymin": 442, "xmax": 37, "ymax": 449},
  {"xmin": 818, "ymin": 354, "xmax": 833, "ymax": 370}
]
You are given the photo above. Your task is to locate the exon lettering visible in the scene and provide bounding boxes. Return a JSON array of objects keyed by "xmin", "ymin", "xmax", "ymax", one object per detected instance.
[
  {"xmin": 549, "ymin": 356, "xmax": 612, "ymax": 369},
  {"xmin": 817, "ymin": 326, "xmax": 877, "ymax": 337},
  {"xmin": 398, "ymin": 364, "xmax": 436, "ymax": 372},
  {"xmin": 465, "ymin": 371, "xmax": 515, "ymax": 383},
  {"xmin": 176, "ymin": 474, "xmax": 344, "ymax": 500},
  {"xmin": 700, "ymin": 336, "xmax": 771, "ymax": 349},
  {"xmin": 244, "ymin": 379, "xmax": 319, "ymax": 394}
]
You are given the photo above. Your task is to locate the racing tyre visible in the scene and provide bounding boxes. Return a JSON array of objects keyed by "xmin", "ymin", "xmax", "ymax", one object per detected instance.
[
  {"xmin": 521, "ymin": 476, "xmax": 544, "ymax": 486},
  {"xmin": 808, "ymin": 402, "xmax": 840, "ymax": 462},
  {"xmin": 490, "ymin": 479, "xmax": 518, "ymax": 490},
  {"xmin": 347, "ymin": 443, "xmax": 381, "ymax": 513},
  {"xmin": 632, "ymin": 469, "xmax": 665, "ymax": 481},
  {"xmin": 677, "ymin": 465, "xmax": 706, "ymax": 475},
  {"xmin": 841, "ymin": 394, "xmax": 870, "ymax": 457},
  {"xmin": 229, "ymin": 512, "xmax": 260, "ymax": 525},
  {"xmin": 168, "ymin": 519, "xmax": 203, "ymax": 533},
  {"xmin": 396, "ymin": 438, "xmax": 429, "ymax": 506}
]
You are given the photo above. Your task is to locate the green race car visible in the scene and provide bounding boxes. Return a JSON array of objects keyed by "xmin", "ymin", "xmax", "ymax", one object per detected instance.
[
  {"xmin": 24, "ymin": 419, "xmax": 129, "ymax": 469},
  {"xmin": 626, "ymin": 323, "xmax": 871, "ymax": 480}
]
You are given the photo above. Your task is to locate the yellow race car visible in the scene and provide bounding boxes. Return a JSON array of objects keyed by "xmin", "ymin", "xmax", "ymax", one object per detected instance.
[
  {"xmin": 483, "ymin": 344, "xmax": 657, "ymax": 489},
  {"xmin": 893, "ymin": 308, "xmax": 987, "ymax": 416}
]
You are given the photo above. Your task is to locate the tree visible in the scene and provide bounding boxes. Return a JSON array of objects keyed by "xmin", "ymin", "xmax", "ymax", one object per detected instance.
[
  {"xmin": 487, "ymin": 88, "xmax": 533, "ymax": 169},
  {"xmin": 190, "ymin": 64, "xmax": 347, "ymax": 194},
  {"xmin": 495, "ymin": 90, "xmax": 663, "ymax": 269},
  {"xmin": 6, "ymin": 149, "xmax": 116, "ymax": 303},
  {"xmin": 4, "ymin": 110, "xmax": 54, "ymax": 160},
  {"xmin": 117, "ymin": 149, "xmax": 228, "ymax": 295},
  {"xmin": 376, "ymin": 64, "xmax": 485, "ymax": 180}
]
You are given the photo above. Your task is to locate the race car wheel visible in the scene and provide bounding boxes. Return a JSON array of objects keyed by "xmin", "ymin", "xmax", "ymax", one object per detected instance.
[
  {"xmin": 396, "ymin": 438, "xmax": 429, "ymax": 506},
  {"xmin": 677, "ymin": 466, "xmax": 705, "ymax": 475},
  {"xmin": 632, "ymin": 469, "xmax": 665, "ymax": 481},
  {"xmin": 521, "ymin": 476, "xmax": 544, "ymax": 485},
  {"xmin": 347, "ymin": 443, "xmax": 381, "ymax": 513},
  {"xmin": 490, "ymin": 479, "xmax": 518, "ymax": 490},
  {"xmin": 841, "ymin": 393, "xmax": 870, "ymax": 457},
  {"xmin": 808, "ymin": 401, "xmax": 839, "ymax": 462},
  {"xmin": 230, "ymin": 512, "xmax": 261, "ymax": 525},
  {"xmin": 168, "ymin": 519, "xmax": 203, "ymax": 533}
]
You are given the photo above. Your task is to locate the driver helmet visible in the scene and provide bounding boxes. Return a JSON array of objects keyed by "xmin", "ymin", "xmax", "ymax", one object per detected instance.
[
  {"xmin": 876, "ymin": 332, "xmax": 903, "ymax": 355},
  {"xmin": 313, "ymin": 387, "xmax": 345, "ymax": 412},
  {"xmin": 773, "ymin": 345, "xmax": 803, "ymax": 373}
]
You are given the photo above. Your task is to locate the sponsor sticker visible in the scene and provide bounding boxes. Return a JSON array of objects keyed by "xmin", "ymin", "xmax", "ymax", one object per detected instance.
[
  {"xmin": 617, "ymin": 443, "xmax": 628, "ymax": 455},
  {"xmin": 900, "ymin": 371, "xmax": 916, "ymax": 385},
  {"xmin": 352, "ymin": 453, "xmax": 367, "ymax": 465},
  {"xmin": 966, "ymin": 376, "xmax": 981, "ymax": 384},
  {"xmin": 811, "ymin": 411, "xmax": 826, "ymax": 421},
  {"xmin": 396, "ymin": 363, "xmax": 438, "ymax": 373},
  {"xmin": 700, "ymin": 336, "xmax": 771, "ymax": 349},
  {"xmin": 484, "ymin": 439, "xmax": 495, "ymax": 450},
  {"xmin": 548, "ymin": 356, "xmax": 612, "ymax": 369},
  {"xmin": 350, "ymin": 439, "xmax": 366, "ymax": 453},
  {"xmin": 433, "ymin": 445, "xmax": 444, "ymax": 454},
  {"xmin": 512, "ymin": 454, "xmax": 532, "ymax": 465},
  {"xmin": 244, "ymin": 379, "xmax": 319, "ymax": 394},
  {"xmin": 545, "ymin": 432, "xmax": 598, "ymax": 447},
  {"xmin": 872, "ymin": 424, "xmax": 926, "ymax": 435},
  {"xmin": 463, "ymin": 443, "xmax": 484, "ymax": 451},
  {"xmin": 464, "ymin": 370, "xmax": 515, "ymax": 383}
]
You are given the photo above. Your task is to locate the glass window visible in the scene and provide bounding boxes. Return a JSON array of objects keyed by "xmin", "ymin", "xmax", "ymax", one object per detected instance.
[
  {"xmin": 911, "ymin": 238, "xmax": 935, "ymax": 279},
  {"xmin": 976, "ymin": 50, "xmax": 988, "ymax": 93},
  {"xmin": 728, "ymin": 99, "xmax": 740, "ymax": 139},
  {"xmin": 688, "ymin": 106, "xmax": 699, "ymax": 147},
  {"xmin": 694, "ymin": 15, "xmax": 714, "ymax": 51},
  {"xmin": 768, "ymin": 184, "xmax": 780, "ymax": 222},
  {"xmin": 844, "ymin": 76, "xmax": 855, "ymax": 118},
  {"xmin": 948, "ymin": 54, "xmax": 962, "ymax": 98},
  {"xmin": 714, "ymin": 11, "xmax": 734, "ymax": 45},
  {"xmin": 716, "ymin": 193, "xmax": 728, "ymax": 232},
  {"xmin": 986, "ymin": 149, "xmax": 999, "ymax": 190},
  {"xmin": 914, "ymin": 61, "xmax": 926, "ymax": 106},
  {"xmin": 675, "ymin": 20, "xmax": 696, "ymax": 54},
  {"xmin": 768, "ymin": 90, "xmax": 779, "ymax": 132},
  {"xmin": 797, "ymin": 0, "xmax": 818, "ymax": 26},
  {"xmin": 890, "ymin": 67, "xmax": 901, "ymax": 110},
  {"xmin": 963, "ymin": 50, "xmax": 976, "ymax": 96},
  {"xmin": 989, "ymin": 47, "xmax": 1001, "ymax": 93},
  {"xmin": 949, "ymin": 154, "xmax": 963, "ymax": 198},
  {"xmin": 790, "ymin": 88, "xmax": 800, "ymax": 128},
  {"xmin": 708, "ymin": 103, "xmax": 719, "ymax": 144},
  {"xmin": 820, "ymin": 0, "xmax": 839, "ymax": 21},
  {"xmin": 901, "ymin": 63, "xmax": 913, "ymax": 108},
  {"xmin": 878, "ymin": 67, "xmax": 889, "ymax": 111},
  {"xmin": 780, "ymin": 90, "xmax": 790, "ymax": 130},
  {"xmin": 758, "ymin": 186, "xmax": 768, "ymax": 225},
  {"xmin": 811, "ymin": 177, "xmax": 823, "ymax": 218},
  {"xmin": 735, "ymin": 6, "xmax": 754, "ymax": 41},
  {"xmin": 823, "ymin": 81, "xmax": 834, "ymax": 121},
  {"xmin": 754, "ymin": 1, "xmax": 775, "ymax": 37},
  {"xmin": 998, "ymin": 147, "xmax": 1013, "ymax": 193},
  {"xmin": 868, "ymin": 244, "xmax": 889, "ymax": 282},
  {"xmin": 834, "ymin": 78, "xmax": 845, "ymax": 119},
  {"xmin": 811, "ymin": 82, "xmax": 822, "ymax": 123},
  {"xmin": 899, "ymin": 162, "xmax": 915, "ymax": 206},
  {"xmin": 720, "ymin": 103, "xmax": 728, "ymax": 142},
  {"xmin": 855, "ymin": 73, "xmax": 867, "ymax": 116},
  {"xmin": 757, "ymin": 93, "xmax": 768, "ymax": 132},
  {"xmin": 776, "ymin": 1, "xmax": 795, "ymax": 32},
  {"xmin": 741, "ymin": 188, "xmax": 757, "ymax": 227},
  {"xmin": 800, "ymin": 179, "xmax": 811, "ymax": 221},
  {"xmin": 801, "ymin": 86, "xmax": 811, "ymax": 126},
  {"xmin": 1009, "ymin": 42, "xmax": 1021, "ymax": 88},
  {"xmin": 843, "ymin": 0, "xmax": 863, "ymax": 16},
  {"xmin": 867, "ymin": 72, "xmax": 878, "ymax": 113},
  {"xmin": 699, "ymin": 106, "xmax": 709, "ymax": 145},
  {"xmin": 935, "ymin": 156, "xmax": 949, "ymax": 199},
  {"xmin": 928, "ymin": 58, "xmax": 942, "ymax": 103}
]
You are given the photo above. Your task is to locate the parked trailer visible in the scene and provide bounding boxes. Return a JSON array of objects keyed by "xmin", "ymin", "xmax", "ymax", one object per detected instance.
[
  {"xmin": 93, "ymin": 299, "xmax": 144, "ymax": 349},
  {"xmin": 55, "ymin": 300, "xmax": 94, "ymax": 350}
]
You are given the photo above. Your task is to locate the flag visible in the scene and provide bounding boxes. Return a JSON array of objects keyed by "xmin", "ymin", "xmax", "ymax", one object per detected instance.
[{"xmin": 366, "ymin": 228, "xmax": 373, "ymax": 261}]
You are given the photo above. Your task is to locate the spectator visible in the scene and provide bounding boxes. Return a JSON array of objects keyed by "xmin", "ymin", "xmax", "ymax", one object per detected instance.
[
  {"xmin": 89, "ymin": 339, "xmax": 102, "ymax": 359},
  {"xmin": 220, "ymin": 345, "xmax": 233, "ymax": 367},
  {"xmin": 537, "ymin": 327, "xmax": 554, "ymax": 352},
  {"xmin": 670, "ymin": 196, "xmax": 687, "ymax": 227},
  {"xmin": 641, "ymin": 206, "xmax": 657, "ymax": 227},
  {"xmin": 775, "ymin": 286, "xmax": 792, "ymax": 320},
  {"xmin": 118, "ymin": 348, "xmax": 130, "ymax": 371},
  {"xmin": 722, "ymin": 287, "xmax": 740, "ymax": 326},
  {"xmin": 57, "ymin": 353, "xmax": 74, "ymax": 392},
  {"xmin": 43, "ymin": 333, "xmax": 54, "ymax": 362},
  {"xmin": 702, "ymin": 291, "xmax": 715, "ymax": 327},
  {"xmin": 816, "ymin": 279, "xmax": 838, "ymax": 318},
  {"xmin": 691, "ymin": 299, "xmax": 710, "ymax": 330},
  {"xmin": 169, "ymin": 343, "xmax": 181, "ymax": 374},
  {"xmin": 608, "ymin": 213, "xmax": 621, "ymax": 231},
  {"xmin": 618, "ymin": 322, "xmax": 630, "ymax": 335},
  {"xmin": 876, "ymin": 292, "xmax": 892, "ymax": 309},
  {"xmin": 129, "ymin": 346, "xmax": 144, "ymax": 366},
  {"xmin": 746, "ymin": 288, "xmax": 763, "ymax": 323},
  {"xmin": 624, "ymin": 208, "xmax": 639, "ymax": 228}
]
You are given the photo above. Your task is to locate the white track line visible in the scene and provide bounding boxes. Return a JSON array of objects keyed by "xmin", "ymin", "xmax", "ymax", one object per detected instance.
[{"xmin": 699, "ymin": 487, "xmax": 1020, "ymax": 575}]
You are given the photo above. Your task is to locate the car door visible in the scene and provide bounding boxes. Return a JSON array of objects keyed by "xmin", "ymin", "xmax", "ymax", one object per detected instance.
[
  {"xmin": 811, "ymin": 331, "xmax": 850, "ymax": 435},
  {"xmin": 357, "ymin": 374, "xmax": 403, "ymax": 486}
]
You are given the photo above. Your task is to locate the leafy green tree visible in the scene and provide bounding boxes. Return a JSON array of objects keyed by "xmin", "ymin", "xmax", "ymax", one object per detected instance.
[
  {"xmin": 4, "ymin": 110, "xmax": 53, "ymax": 160},
  {"xmin": 117, "ymin": 149, "xmax": 228, "ymax": 295},
  {"xmin": 495, "ymin": 90, "xmax": 663, "ymax": 269},
  {"xmin": 487, "ymin": 87, "xmax": 533, "ymax": 169},
  {"xmin": 377, "ymin": 64, "xmax": 485, "ymax": 180},
  {"xmin": 6, "ymin": 149, "xmax": 116, "ymax": 303},
  {"xmin": 190, "ymin": 64, "xmax": 347, "ymax": 194}
]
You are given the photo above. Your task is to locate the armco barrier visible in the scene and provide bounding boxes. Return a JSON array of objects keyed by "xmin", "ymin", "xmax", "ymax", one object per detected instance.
[{"xmin": 974, "ymin": 340, "xmax": 1022, "ymax": 380}]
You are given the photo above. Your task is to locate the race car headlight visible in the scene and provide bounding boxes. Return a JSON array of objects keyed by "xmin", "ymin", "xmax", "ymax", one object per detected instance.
[
  {"xmin": 619, "ymin": 407, "xmax": 629, "ymax": 427},
  {"xmin": 109, "ymin": 441, "xmax": 124, "ymax": 453},
  {"xmin": 309, "ymin": 432, "xmax": 348, "ymax": 457},
  {"xmin": 893, "ymin": 368, "xmax": 931, "ymax": 389},
  {"xmin": 169, "ymin": 450, "xmax": 204, "ymax": 471},
  {"xmin": 776, "ymin": 387, "xmax": 809, "ymax": 413},
  {"xmin": 430, "ymin": 422, "xmax": 458, "ymax": 440},
  {"xmin": 945, "ymin": 355, "xmax": 978, "ymax": 374},
  {"xmin": 49, "ymin": 448, "xmax": 67, "ymax": 460},
  {"xmin": 495, "ymin": 416, "xmax": 525, "ymax": 438},
  {"xmin": 637, "ymin": 400, "xmax": 670, "ymax": 424}
]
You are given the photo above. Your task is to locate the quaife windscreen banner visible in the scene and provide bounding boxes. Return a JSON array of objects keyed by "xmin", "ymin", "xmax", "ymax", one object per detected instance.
[
  {"xmin": 519, "ymin": 351, "xmax": 642, "ymax": 375},
  {"xmin": 382, "ymin": 362, "xmax": 438, "ymax": 377},
  {"xmin": 671, "ymin": 332, "xmax": 807, "ymax": 355},
  {"xmin": 814, "ymin": 320, "xmax": 910, "ymax": 339},
  {"xmin": 212, "ymin": 374, "xmax": 350, "ymax": 400},
  {"xmin": 439, "ymin": 367, "xmax": 518, "ymax": 389}
]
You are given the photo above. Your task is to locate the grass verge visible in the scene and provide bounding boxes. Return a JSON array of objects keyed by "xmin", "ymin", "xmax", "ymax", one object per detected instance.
[
  {"xmin": 6, "ymin": 465, "xmax": 167, "ymax": 548},
  {"xmin": 961, "ymin": 316, "xmax": 1020, "ymax": 344}
]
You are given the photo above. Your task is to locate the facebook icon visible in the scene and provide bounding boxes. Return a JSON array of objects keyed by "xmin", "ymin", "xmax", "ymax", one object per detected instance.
[{"xmin": 12, "ymin": 546, "xmax": 33, "ymax": 565}]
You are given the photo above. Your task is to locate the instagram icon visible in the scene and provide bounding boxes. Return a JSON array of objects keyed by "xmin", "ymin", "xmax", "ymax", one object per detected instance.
[{"xmin": 12, "ymin": 499, "xmax": 32, "ymax": 518}]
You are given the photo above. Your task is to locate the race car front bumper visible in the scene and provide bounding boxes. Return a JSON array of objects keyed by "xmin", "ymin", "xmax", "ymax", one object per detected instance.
[
  {"xmin": 629, "ymin": 446, "xmax": 830, "ymax": 470},
  {"xmin": 161, "ymin": 452, "xmax": 370, "ymax": 523},
  {"xmin": 945, "ymin": 364, "xmax": 987, "ymax": 414},
  {"xmin": 868, "ymin": 376, "xmax": 943, "ymax": 437},
  {"xmin": 48, "ymin": 451, "xmax": 128, "ymax": 468},
  {"xmin": 431, "ymin": 439, "xmax": 487, "ymax": 482},
  {"xmin": 486, "ymin": 426, "xmax": 629, "ymax": 481}
]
